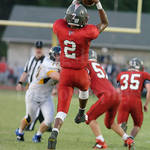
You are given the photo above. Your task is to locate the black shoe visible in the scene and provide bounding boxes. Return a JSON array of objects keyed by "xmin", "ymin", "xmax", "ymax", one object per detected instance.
[
  {"xmin": 48, "ymin": 131, "xmax": 58, "ymax": 150},
  {"xmin": 47, "ymin": 125, "xmax": 52, "ymax": 132},
  {"xmin": 124, "ymin": 143, "xmax": 128, "ymax": 147},
  {"xmin": 74, "ymin": 113, "xmax": 85, "ymax": 124}
]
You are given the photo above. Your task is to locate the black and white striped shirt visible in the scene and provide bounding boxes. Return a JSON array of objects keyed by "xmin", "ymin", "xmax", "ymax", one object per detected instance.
[{"xmin": 24, "ymin": 55, "xmax": 45, "ymax": 84}]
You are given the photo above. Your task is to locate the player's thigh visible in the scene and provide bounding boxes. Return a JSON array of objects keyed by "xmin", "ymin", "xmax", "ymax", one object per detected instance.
[
  {"xmin": 117, "ymin": 101, "xmax": 130, "ymax": 124},
  {"xmin": 105, "ymin": 102, "xmax": 119, "ymax": 129},
  {"xmin": 58, "ymin": 84, "xmax": 74, "ymax": 113},
  {"xmin": 41, "ymin": 97, "xmax": 55, "ymax": 123},
  {"xmin": 131, "ymin": 100, "xmax": 143, "ymax": 127},
  {"xmin": 25, "ymin": 93, "xmax": 39, "ymax": 121},
  {"xmin": 76, "ymin": 69, "xmax": 90, "ymax": 91},
  {"xmin": 86, "ymin": 95, "xmax": 109, "ymax": 124}
]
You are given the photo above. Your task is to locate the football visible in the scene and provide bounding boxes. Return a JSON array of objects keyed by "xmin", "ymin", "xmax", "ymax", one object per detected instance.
[{"xmin": 82, "ymin": 0, "xmax": 95, "ymax": 6}]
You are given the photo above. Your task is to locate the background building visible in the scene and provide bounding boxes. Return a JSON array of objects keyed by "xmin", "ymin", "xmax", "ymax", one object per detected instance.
[{"xmin": 2, "ymin": 5, "xmax": 150, "ymax": 69}]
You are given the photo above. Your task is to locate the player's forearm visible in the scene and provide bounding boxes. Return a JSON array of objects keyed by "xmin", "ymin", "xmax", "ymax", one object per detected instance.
[
  {"xmin": 145, "ymin": 91, "xmax": 150, "ymax": 105},
  {"xmin": 48, "ymin": 72, "xmax": 60, "ymax": 81},
  {"xmin": 97, "ymin": 9, "xmax": 108, "ymax": 32},
  {"xmin": 95, "ymin": 1, "xmax": 109, "ymax": 33},
  {"xmin": 19, "ymin": 72, "xmax": 27, "ymax": 83},
  {"xmin": 145, "ymin": 84, "xmax": 150, "ymax": 105}
]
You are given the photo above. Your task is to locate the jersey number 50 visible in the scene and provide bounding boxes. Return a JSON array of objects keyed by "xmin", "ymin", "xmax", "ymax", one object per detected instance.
[
  {"xmin": 92, "ymin": 62, "xmax": 108, "ymax": 79},
  {"xmin": 64, "ymin": 40, "xmax": 76, "ymax": 59},
  {"xmin": 120, "ymin": 74, "xmax": 141, "ymax": 90}
]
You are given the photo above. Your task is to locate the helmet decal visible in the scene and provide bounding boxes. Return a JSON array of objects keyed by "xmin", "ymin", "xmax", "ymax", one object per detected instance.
[
  {"xmin": 74, "ymin": 3, "xmax": 80, "ymax": 11},
  {"xmin": 65, "ymin": 4, "xmax": 88, "ymax": 28}
]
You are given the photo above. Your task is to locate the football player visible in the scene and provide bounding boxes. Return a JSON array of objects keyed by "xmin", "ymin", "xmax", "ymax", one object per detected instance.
[
  {"xmin": 84, "ymin": 50, "xmax": 134, "ymax": 149},
  {"xmin": 117, "ymin": 58, "xmax": 150, "ymax": 145},
  {"xmin": 16, "ymin": 41, "xmax": 52, "ymax": 132},
  {"xmin": 48, "ymin": 0, "xmax": 108, "ymax": 149},
  {"xmin": 15, "ymin": 46, "xmax": 60, "ymax": 142}
]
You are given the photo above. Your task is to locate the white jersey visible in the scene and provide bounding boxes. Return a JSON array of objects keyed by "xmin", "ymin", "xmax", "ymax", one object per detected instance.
[
  {"xmin": 27, "ymin": 57, "xmax": 59, "ymax": 102},
  {"xmin": 24, "ymin": 56, "xmax": 45, "ymax": 84}
]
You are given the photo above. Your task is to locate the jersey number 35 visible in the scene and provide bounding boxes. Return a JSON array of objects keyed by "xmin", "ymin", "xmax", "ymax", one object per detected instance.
[{"xmin": 120, "ymin": 74, "xmax": 141, "ymax": 90}]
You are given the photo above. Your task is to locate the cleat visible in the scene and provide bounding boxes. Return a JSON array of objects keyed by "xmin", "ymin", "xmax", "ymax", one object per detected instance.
[
  {"xmin": 48, "ymin": 131, "xmax": 58, "ymax": 150},
  {"xmin": 124, "ymin": 142, "xmax": 128, "ymax": 147},
  {"xmin": 74, "ymin": 113, "xmax": 85, "ymax": 124},
  {"xmin": 32, "ymin": 134, "xmax": 41, "ymax": 143},
  {"xmin": 15, "ymin": 128, "xmax": 24, "ymax": 141},
  {"xmin": 47, "ymin": 125, "xmax": 53, "ymax": 132},
  {"xmin": 93, "ymin": 139, "xmax": 108, "ymax": 149},
  {"xmin": 125, "ymin": 137, "xmax": 135, "ymax": 150}
]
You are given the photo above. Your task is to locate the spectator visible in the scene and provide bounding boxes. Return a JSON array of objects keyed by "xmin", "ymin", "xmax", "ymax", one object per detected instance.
[{"xmin": 0, "ymin": 57, "xmax": 8, "ymax": 84}]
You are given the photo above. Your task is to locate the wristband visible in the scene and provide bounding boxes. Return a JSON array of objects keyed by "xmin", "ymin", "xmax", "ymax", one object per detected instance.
[
  {"xmin": 18, "ymin": 81, "xmax": 23, "ymax": 85},
  {"xmin": 96, "ymin": 2, "xmax": 103, "ymax": 10}
]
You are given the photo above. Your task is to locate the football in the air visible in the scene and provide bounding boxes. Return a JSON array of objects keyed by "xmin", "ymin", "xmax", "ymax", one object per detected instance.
[{"xmin": 82, "ymin": 0, "xmax": 95, "ymax": 6}]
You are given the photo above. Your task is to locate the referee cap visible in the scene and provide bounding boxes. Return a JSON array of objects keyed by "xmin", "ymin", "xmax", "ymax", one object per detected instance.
[{"xmin": 35, "ymin": 41, "xmax": 43, "ymax": 48}]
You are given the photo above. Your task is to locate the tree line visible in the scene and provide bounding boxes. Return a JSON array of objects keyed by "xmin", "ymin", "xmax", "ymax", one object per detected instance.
[{"xmin": 0, "ymin": 0, "xmax": 150, "ymax": 57}]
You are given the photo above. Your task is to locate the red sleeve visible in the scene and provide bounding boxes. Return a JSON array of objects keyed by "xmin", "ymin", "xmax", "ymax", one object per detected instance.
[
  {"xmin": 116, "ymin": 73, "xmax": 121, "ymax": 83},
  {"xmin": 143, "ymin": 72, "xmax": 150, "ymax": 81},
  {"xmin": 53, "ymin": 19, "xmax": 65, "ymax": 35},
  {"xmin": 86, "ymin": 24, "xmax": 100, "ymax": 40}
]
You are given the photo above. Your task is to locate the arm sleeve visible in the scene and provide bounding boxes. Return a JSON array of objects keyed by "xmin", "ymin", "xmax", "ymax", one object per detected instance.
[
  {"xmin": 143, "ymin": 72, "xmax": 150, "ymax": 81},
  {"xmin": 53, "ymin": 19, "xmax": 64, "ymax": 35},
  {"xmin": 47, "ymin": 70, "xmax": 57, "ymax": 76},
  {"xmin": 53, "ymin": 20, "xmax": 58, "ymax": 34},
  {"xmin": 43, "ymin": 60, "xmax": 58, "ymax": 77},
  {"xmin": 24, "ymin": 61, "xmax": 29, "ymax": 73},
  {"xmin": 86, "ymin": 24, "xmax": 100, "ymax": 40}
]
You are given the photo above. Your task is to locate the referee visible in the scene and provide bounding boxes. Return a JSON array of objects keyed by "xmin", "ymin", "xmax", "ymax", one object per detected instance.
[{"xmin": 16, "ymin": 41, "xmax": 48, "ymax": 131}]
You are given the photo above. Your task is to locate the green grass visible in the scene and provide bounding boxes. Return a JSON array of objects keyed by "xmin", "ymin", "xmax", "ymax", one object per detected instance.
[{"xmin": 0, "ymin": 90, "xmax": 150, "ymax": 150}]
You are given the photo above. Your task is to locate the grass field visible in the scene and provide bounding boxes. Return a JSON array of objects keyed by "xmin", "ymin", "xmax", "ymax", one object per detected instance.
[{"xmin": 0, "ymin": 90, "xmax": 150, "ymax": 150}]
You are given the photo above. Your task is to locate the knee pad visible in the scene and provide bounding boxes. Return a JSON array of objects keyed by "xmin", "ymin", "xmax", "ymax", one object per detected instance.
[
  {"xmin": 24, "ymin": 114, "xmax": 31, "ymax": 124},
  {"xmin": 79, "ymin": 90, "xmax": 89, "ymax": 99},
  {"xmin": 44, "ymin": 116, "xmax": 54, "ymax": 127},
  {"xmin": 55, "ymin": 112, "xmax": 67, "ymax": 122}
]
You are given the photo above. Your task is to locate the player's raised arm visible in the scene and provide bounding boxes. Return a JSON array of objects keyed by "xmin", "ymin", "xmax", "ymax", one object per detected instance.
[{"xmin": 93, "ymin": 0, "xmax": 109, "ymax": 33}]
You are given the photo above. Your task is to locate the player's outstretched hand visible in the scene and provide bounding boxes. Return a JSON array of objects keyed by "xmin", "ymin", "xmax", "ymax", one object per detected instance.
[
  {"xmin": 144, "ymin": 104, "xmax": 149, "ymax": 112},
  {"xmin": 16, "ymin": 84, "xmax": 23, "ymax": 91}
]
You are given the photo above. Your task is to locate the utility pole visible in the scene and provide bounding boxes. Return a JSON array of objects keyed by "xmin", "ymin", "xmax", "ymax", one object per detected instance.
[{"xmin": 114, "ymin": 0, "xmax": 118, "ymax": 11}]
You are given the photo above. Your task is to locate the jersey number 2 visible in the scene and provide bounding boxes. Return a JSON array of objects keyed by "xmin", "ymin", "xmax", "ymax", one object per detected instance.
[
  {"xmin": 120, "ymin": 74, "xmax": 140, "ymax": 90},
  {"xmin": 64, "ymin": 40, "xmax": 76, "ymax": 59}
]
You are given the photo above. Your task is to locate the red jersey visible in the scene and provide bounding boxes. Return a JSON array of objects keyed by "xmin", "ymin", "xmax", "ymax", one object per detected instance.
[
  {"xmin": 88, "ymin": 61, "xmax": 116, "ymax": 97},
  {"xmin": 117, "ymin": 70, "xmax": 150, "ymax": 97},
  {"xmin": 53, "ymin": 19, "xmax": 99, "ymax": 69}
]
